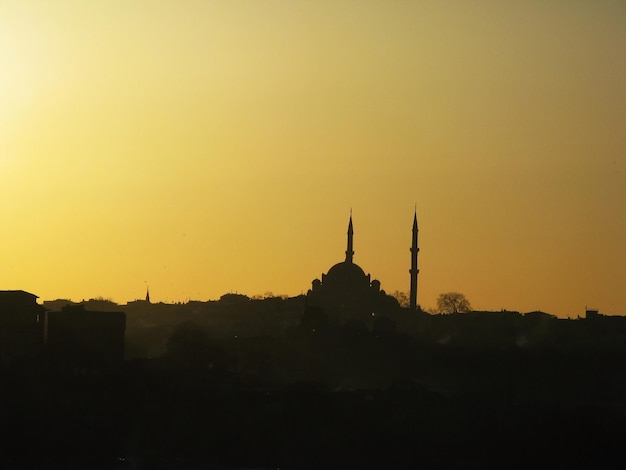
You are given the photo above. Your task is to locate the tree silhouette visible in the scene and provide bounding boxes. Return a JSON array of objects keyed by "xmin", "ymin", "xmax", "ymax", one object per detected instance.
[
  {"xmin": 390, "ymin": 290, "xmax": 410, "ymax": 308},
  {"xmin": 436, "ymin": 292, "xmax": 472, "ymax": 314}
]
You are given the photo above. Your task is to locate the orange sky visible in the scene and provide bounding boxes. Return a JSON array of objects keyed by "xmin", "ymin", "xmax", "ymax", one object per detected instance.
[{"xmin": 1, "ymin": 1, "xmax": 625, "ymax": 317}]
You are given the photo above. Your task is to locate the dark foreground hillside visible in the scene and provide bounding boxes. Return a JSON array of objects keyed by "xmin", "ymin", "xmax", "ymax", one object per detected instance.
[{"xmin": 2, "ymin": 331, "xmax": 625, "ymax": 469}]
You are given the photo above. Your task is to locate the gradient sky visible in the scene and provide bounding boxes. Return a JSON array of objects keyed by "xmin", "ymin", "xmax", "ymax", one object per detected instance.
[{"xmin": 1, "ymin": 1, "xmax": 624, "ymax": 316}]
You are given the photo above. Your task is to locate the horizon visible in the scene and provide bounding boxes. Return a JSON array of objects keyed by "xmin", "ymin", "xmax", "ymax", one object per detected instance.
[
  {"xmin": 26, "ymin": 283, "xmax": 613, "ymax": 320},
  {"xmin": 2, "ymin": 1, "xmax": 625, "ymax": 317}
]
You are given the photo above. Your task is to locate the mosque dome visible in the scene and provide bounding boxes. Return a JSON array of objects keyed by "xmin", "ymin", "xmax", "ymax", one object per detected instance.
[
  {"xmin": 306, "ymin": 214, "xmax": 385, "ymax": 326},
  {"xmin": 325, "ymin": 261, "xmax": 367, "ymax": 283}
]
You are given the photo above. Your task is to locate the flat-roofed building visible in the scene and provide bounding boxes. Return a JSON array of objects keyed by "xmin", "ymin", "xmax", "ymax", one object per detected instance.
[{"xmin": 0, "ymin": 290, "xmax": 46, "ymax": 364}]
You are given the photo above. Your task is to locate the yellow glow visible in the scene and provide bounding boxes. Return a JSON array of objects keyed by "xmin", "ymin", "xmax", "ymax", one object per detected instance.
[{"xmin": 1, "ymin": 1, "xmax": 624, "ymax": 316}]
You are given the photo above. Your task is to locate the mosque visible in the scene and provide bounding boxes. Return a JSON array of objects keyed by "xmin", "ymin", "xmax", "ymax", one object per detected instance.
[{"xmin": 306, "ymin": 212, "xmax": 419, "ymax": 326}]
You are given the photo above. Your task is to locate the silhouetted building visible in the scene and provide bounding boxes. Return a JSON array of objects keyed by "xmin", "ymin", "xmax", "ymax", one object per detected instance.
[
  {"xmin": 46, "ymin": 305, "xmax": 126, "ymax": 366},
  {"xmin": 0, "ymin": 290, "xmax": 46, "ymax": 364},
  {"xmin": 219, "ymin": 293, "xmax": 251, "ymax": 304},
  {"xmin": 42, "ymin": 298, "xmax": 78, "ymax": 311},
  {"xmin": 307, "ymin": 214, "xmax": 398, "ymax": 326}
]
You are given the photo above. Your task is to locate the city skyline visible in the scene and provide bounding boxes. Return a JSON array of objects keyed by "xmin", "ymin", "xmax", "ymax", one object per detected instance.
[{"xmin": 1, "ymin": 1, "xmax": 625, "ymax": 316}]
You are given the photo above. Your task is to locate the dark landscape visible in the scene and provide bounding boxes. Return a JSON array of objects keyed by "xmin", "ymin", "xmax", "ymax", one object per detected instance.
[
  {"xmin": 4, "ymin": 1, "xmax": 625, "ymax": 468},
  {"xmin": 2, "ymin": 284, "xmax": 625, "ymax": 469}
]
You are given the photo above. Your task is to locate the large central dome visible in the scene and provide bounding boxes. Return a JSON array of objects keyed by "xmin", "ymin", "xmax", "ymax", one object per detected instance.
[{"xmin": 325, "ymin": 261, "xmax": 367, "ymax": 282}]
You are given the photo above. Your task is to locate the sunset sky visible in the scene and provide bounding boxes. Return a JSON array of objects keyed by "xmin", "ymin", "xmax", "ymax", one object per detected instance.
[{"xmin": 1, "ymin": 1, "xmax": 624, "ymax": 316}]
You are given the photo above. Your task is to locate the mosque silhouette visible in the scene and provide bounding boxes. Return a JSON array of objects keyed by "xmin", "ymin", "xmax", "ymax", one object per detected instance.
[{"xmin": 306, "ymin": 211, "xmax": 419, "ymax": 326}]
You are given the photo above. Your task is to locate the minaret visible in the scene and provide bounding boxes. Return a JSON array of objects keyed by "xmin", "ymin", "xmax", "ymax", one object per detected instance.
[
  {"xmin": 145, "ymin": 286, "xmax": 151, "ymax": 303},
  {"xmin": 409, "ymin": 210, "xmax": 419, "ymax": 310},
  {"xmin": 345, "ymin": 211, "xmax": 354, "ymax": 263}
]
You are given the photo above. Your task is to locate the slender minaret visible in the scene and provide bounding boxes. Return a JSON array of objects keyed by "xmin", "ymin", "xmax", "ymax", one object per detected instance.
[
  {"xmin": 145, "ymin": 286, "xmax": 151, "ymax": 303},
  {"xmin": 345, "ymin": 211, "xmax": 354, "ymax": 263},
  {"xmin": 409, "ymin": 210, "xmax": 419, "ymax": 310}
]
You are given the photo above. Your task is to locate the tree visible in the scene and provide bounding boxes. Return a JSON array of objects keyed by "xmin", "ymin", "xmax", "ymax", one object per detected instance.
[
  {"xmin": 390, "ymin": 290, "xmax": 410, "ymax": 308},
  {"xmin": 436, "ymin": 292, "xmax": 472, "ymax": 314}
]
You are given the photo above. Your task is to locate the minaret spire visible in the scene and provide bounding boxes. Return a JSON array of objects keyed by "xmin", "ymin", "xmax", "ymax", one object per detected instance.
[
  {"xmin": 409, "ymin": 209, "xmax": 419, "ymax": 310},
  {"xmin": 345, "ymin": 210, "xmax": 354, "ymax": 263}
]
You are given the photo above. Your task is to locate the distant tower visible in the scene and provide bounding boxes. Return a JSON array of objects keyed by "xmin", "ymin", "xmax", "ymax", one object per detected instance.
[
  {"xmin": 345, "ymin": 211, "xmax": 354, "ymax": 263},
  {"xmin": 145, "ymin": 286, "xmax": 151, "ymax": 303},
  {"xmin": 409, "ymin": 210, "xmax": 419, "ymax": 310}
]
